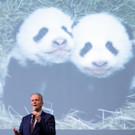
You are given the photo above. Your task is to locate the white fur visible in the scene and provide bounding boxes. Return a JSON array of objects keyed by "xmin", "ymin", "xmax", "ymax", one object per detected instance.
[
  {"xmin": 71, "ymin": 13, "xmax": 134, "ymax": 78},
  {"xmin": 11, "ymin": 7, "xmax": 73, "ymax": 65}
]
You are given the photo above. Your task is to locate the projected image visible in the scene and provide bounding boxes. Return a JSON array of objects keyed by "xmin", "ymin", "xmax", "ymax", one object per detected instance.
[{"xmin": 0, "ymin": 0, "xmax": 135, "ymax": 132}]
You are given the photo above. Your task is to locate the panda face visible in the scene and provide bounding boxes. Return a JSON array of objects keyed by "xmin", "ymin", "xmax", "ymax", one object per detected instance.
[
  {"xmin": 15, "ymin": 7, "xmax": 73, "ymax": 65},
  {"xmin": 71, "ymin": 13, "xmax": 134, "ymax": 78}
]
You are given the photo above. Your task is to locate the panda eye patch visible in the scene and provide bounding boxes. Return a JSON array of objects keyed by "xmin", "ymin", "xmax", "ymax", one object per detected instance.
[
  {"xmin": 106, "ymin": 41, "xmax": 119, "ymax": 55},
  {"xmin": 33, "ymin": 27, "xmax": 48, "ymax": 42},
  {"xmin": 61, "ymin": 26, "xmax": 73, "ymax": 38},
  {"xmin": 80, "ymin": 42, "xmax": 92, "ymax": 57}
]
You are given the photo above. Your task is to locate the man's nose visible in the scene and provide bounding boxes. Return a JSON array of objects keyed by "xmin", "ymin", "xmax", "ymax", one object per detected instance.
[{"xmin": 33, "ymin": 100, "xmax": 36, "ymax": 103}]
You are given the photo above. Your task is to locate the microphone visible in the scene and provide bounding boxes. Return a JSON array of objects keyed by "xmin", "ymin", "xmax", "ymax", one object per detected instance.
[{"xmin": 31, "ymin": 106, "xmax": 36, "ymax": 121}]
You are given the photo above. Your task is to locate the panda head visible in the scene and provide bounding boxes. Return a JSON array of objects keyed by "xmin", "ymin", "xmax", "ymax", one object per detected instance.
[
  {"xmin": 71, "ymin": 13, "xmax": 134, "ymax": 78},
  {"xmin": 14, "ymin": 7, "xmax": 73, "ymax": 65}
]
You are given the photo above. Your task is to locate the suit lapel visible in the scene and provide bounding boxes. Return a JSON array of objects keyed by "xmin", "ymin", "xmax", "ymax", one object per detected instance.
[
  {"xmin": 29, "ymin": 114, "xmax": 33, "ymax": 134},
  {"xmin": 31, "ymin": 111, "xmax": 47, "ymax": 134}
]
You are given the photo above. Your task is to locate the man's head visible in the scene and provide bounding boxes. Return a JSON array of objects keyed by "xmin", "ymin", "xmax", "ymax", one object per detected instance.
[{"xmin": 30, "ymin": 93, "xmax": 44, "ymax": 112}]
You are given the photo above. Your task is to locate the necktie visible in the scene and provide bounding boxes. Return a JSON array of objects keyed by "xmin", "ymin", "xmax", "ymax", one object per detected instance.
[{"xmin": 30, "ymin": 116, "xmax": 35, "ymax": 133}]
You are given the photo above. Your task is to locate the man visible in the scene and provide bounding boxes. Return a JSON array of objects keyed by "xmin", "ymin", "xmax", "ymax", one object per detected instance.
[{"xmin": 13, "ymin": 93, "xmax": 56, "ymax": 135}]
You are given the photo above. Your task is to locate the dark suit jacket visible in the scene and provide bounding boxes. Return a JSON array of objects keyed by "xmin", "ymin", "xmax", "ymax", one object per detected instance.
[{"xmin": 19, "ymin": 111, "xmax": 56, "ymax": 135}]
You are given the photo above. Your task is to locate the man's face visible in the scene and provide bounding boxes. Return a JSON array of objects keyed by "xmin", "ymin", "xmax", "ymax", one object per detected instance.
[{"xmin": 30, "ymin": 94, "xmax": 43, "ymax": 112}]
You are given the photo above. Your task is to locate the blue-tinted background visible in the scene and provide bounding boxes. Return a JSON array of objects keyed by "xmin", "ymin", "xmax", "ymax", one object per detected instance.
[{"xmin": 0, "ymin": 0, "xmax": 135, "ymax": 135}]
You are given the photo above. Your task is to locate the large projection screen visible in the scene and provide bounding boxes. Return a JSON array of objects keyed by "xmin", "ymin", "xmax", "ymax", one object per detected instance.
[{"xmin": 0, "ymin": 0, "xmax": 135, "ymax": 135}]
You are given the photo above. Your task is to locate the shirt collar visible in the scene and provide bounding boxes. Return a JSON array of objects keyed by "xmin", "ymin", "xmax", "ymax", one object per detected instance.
[{"xmin": 39, "ymin": 110, "xmax": 42, "ymax": 115}]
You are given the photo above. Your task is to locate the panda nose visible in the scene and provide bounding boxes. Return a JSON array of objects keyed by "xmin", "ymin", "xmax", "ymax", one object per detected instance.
[
  {"xmin": 93, "ymin": 61, "xmax": 107, "ymax": 67},
  {"xmin": 53, "ymin": 38, "xmax": 67, "ymax": 47}
]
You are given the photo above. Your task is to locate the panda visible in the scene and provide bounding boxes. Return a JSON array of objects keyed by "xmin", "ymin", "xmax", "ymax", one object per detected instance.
[
  {"xmin": 66, "ymin": 12, "xmax": 135, "ymax": 121},
  {"xmin": 9, "ymin": 7, "xmax": 74, "ymax": 66},
  {"xmin": 71, "ymin": 12, "xmax": 135, "ymax": 78},
  {"xmin": 3, "ymin": 7, "xmax": 74, "ymax": 117}
]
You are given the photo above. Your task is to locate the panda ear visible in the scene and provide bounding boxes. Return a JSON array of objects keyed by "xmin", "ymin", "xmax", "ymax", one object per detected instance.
[
  {"xmin": 71, "ymin": 21, "xmax": 79, "ymax": 29},
  {"xmin": 122, "ymin": 22, "xmax": 134, "ymax": 40}
]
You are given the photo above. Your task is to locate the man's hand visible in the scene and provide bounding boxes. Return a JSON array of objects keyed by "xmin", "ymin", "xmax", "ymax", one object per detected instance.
[
  {"xmin": 32, "ymin": 111, "xmax": 41, "ymax": 122},
  {"xmin": 13, "ymin": 127, "xmax": 21, "ymax": 135}
]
